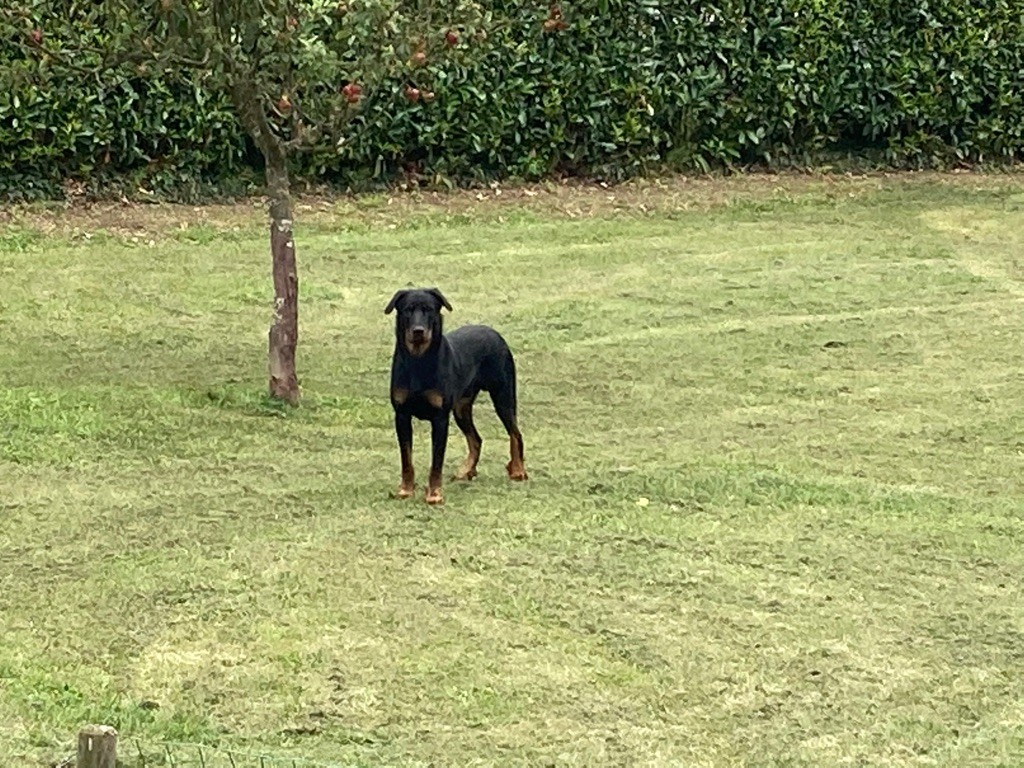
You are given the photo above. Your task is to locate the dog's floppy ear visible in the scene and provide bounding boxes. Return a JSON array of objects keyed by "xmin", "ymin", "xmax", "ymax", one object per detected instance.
[
  {"xmin": 384, "ymin": 289, "xmax": 408, "ymax": 315},
  {"xmin": 427, "ymin": 287, "xmax": 453, "ymax": 312}
]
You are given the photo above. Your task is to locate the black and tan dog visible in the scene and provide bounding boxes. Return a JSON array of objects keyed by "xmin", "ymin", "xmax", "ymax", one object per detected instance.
[{"xmin": 385, "ymin": 287, "xmax": 528, "ymax": 504}]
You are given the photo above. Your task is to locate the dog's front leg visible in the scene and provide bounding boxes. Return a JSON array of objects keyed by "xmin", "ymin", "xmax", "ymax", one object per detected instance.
[
  {"xmin": 426, "ymin": 413, "xmax": 450, "ymax": 505},
  {"xmin": 395, "ymin": 412, "xmax": 415, "ymax": 498}
]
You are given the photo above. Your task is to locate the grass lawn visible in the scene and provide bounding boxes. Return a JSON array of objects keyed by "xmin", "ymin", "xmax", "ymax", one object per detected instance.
[{"xmin": 1, "ymin": 174, "xmax": 1023, "ymax": 767}]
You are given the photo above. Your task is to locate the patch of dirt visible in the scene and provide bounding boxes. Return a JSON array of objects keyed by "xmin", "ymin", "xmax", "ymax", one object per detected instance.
[{"xmin": 2, "ymin": 170, "xmax": 1022, "ymax": 240}]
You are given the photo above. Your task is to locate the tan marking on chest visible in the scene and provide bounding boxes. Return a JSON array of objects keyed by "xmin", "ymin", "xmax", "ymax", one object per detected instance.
[
  {"xmin": 392, "ymin": 387, "xmax": 410, "ymax": 404},
  {"xmin": 424, "ymin": 389, "xmax": 444, "ymax": 409}
]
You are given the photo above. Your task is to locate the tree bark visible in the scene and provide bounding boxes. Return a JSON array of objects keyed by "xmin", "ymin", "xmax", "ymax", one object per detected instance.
[
  {"xmin": 76, "ymin": 724, "xmax": 117, "ymax": 768},
  {"xmin": 231, "ymin": 75, "xmax": 300, "ymax": 404},
  {"xmin": 266, "ymin": 155, "xmax": 300, "ymax": 405}
]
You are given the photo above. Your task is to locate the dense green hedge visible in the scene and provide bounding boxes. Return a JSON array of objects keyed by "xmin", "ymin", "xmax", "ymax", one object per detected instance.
[{"xmin": 2, "ymin": 0, "xmax": 1023, "ymax": 199}]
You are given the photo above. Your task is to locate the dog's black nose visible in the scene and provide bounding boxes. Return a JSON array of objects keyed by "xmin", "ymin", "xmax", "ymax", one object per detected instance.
[{"xmin": 411, "ymin": 327, "xmax": 426, "ymax": 340}]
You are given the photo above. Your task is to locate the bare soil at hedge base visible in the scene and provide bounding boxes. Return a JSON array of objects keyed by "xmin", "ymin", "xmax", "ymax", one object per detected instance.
[
  {"xmin": 4, "ymin": 168, "xmax": 1023, "ymax": 239},
  {"xmin": 1, "ymin": 171, "xmax": 1023, "ymax": 766}
]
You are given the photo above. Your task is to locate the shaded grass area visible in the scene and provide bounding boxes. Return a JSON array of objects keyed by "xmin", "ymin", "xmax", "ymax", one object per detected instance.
[{"xmin": 2, "ymin": 175, "xmax": 1023, "ymax": 766}]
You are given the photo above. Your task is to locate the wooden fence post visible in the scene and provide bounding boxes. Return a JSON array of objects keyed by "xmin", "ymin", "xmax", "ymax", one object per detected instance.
[{"xmin": 77, "ymin": 725, "xmax": 117, "ymax": 768}]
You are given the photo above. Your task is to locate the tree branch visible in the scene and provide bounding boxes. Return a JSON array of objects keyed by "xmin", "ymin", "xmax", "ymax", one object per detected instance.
[{"xmin": 282, "ymin": 100, "xmax": 361, "ymax": 154}]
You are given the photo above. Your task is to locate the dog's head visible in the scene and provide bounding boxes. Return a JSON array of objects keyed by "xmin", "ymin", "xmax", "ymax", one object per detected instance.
[{"xmin": 384, "ymin": 287, "xmax": 452, "ymax": 357}]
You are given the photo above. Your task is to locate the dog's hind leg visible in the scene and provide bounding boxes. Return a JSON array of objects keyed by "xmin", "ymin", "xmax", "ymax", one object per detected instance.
[
  {"xmin": 490, "ymin": 383, "xmax": 527, "ymax": 482},
  {"xmin": 452, "ymin": 394, "xmax": 482, "ymax": 481}
]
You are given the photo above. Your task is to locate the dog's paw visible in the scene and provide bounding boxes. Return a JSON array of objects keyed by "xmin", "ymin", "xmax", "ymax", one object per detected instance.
[
  {"xmin": 451, "ymin": 467, "xmax": 478, "ymax": 482},
  {"xmin": 391, "ymin": 485, "xmax": 416, "ymax": 499},
  {"xmin": 506, "ymin": 462, "xmax": 528, "ymax": 481},
  {"xmin": 425, "ymin": 487, "xmax": 445, "ymax": 505}
]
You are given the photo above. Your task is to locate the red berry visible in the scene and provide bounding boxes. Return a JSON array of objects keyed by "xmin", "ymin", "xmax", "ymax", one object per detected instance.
[
  {"xmin": 342, "ymin": 82, "xmax": 362, "ymax": 104},
  {"xmin": 29, "ymin": 28, "xmax": 43, "ymax": 45},
  {"xmin": 445, "ymin": 30, "xmax": 459, "ymax": 46},
  {"xmin": 544, "ymin": 4, "xmax": 568, "ymax": 31},
  {"xmin": 404, "ymin": 86, "xmax": 421, "ymax": 103}
]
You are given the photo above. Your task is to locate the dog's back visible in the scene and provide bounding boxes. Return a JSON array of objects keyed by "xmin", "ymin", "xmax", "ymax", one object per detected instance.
[{"xmin": 445, "ymin": 325, "xmax": 516, "ymax": 395}]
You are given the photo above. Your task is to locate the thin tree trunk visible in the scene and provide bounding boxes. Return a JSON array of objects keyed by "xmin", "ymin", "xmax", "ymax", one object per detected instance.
[
  {"xmin": 231, "ymin": 75, "xmax": 300, "ymax": 404},
  {"xmin": 266, "ymin": 155, "xmax": 299, "ymax": 404}
]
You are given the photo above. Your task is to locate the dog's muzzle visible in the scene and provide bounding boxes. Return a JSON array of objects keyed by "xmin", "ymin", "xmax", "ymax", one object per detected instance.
[{"xmin": 405, "ymin": 327, "xmax": 432, "ymax": 355}]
